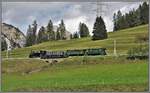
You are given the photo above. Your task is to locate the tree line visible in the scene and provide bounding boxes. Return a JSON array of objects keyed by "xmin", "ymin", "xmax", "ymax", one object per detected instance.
[
  {"xmin": 26, "ymin": 16, "xmax": 108, "ymax": 47},
  {"xmin": 70, "ymin": 22, "xmax": 90, "ymax": 39},
  {"xmin": 70, "ymin": 16, "xmax": 108, "ymax": 40},
  {"xmin": 26, "ymin": 19, "xmax": 93, "ymax": 47},
  {"xmin": 26, "ymin": 19, "xmax": 67, "ymax": 46},
  {"xmin": 113, "ymin": 2, "xmax": 149, "ymax": 31}
]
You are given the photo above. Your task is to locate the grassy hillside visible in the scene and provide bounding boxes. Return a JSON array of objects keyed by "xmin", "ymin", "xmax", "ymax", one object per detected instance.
[
  {"xmin": 2, "ymin": 24, "xmax": 148, "ymax": 58},
  {"xmin": 2, "ymin": 57, "xmax": 148, "ymax": 91},
  {"xmin": 1, "ymin": 24, "xmax": 149, "ymax": 92}
]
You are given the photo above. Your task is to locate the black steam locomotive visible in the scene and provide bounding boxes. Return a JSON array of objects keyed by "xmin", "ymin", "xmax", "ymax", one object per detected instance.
[{"xmin": 29, "ymin": 48, "xmax": 107, "ymax": 59}]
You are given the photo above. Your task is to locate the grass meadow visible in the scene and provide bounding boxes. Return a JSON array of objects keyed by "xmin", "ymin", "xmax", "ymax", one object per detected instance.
[
  {"xmin": 2, "ymin": 57, "xmax": 148, "ymax": 92},
  {"xmin": 1, "ymin": 24, "xmax": 149, "ymax": 92}
]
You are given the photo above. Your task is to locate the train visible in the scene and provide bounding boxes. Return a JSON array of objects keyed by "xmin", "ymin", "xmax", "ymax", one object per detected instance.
[{"xmin": 29, "ymin": 48, "xmax": 107, "ymax": 59}]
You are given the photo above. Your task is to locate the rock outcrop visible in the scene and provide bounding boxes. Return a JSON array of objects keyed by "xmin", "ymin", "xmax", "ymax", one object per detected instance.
[
  {"xmin": 53, "ymin": 25, "xmax": 71, "ymax": 40},
  {"xmin": 1, "ymin": 23, "xmax": 26, "ymax": 50}
]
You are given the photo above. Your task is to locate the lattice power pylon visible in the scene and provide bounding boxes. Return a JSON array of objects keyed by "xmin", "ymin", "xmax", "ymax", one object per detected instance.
[{"xmin": 95, "ymin": 0, "xmax": 109, "ymax": 17}]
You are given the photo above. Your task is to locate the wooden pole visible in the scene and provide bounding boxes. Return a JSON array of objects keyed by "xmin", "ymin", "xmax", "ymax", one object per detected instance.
[{"xmin": 114, "ymin": 39, "xmax": 117, "ymax": 56}]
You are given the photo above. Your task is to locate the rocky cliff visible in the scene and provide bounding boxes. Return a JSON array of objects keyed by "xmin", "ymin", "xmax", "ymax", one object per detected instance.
[{"xmin": 1, "ymin": 23, "xmax": 26, "ymax": 50}]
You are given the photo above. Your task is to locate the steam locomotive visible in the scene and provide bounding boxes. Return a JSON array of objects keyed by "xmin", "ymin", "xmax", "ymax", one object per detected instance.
[{"xmin": 29, "ymin": 48, "xmax": 107, "ymax": 59}]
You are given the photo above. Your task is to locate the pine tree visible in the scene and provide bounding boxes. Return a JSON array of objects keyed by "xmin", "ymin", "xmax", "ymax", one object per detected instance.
[
  {"xmin": 70, "ymin": 34, "xmax": 73, "ymax": 39},
  {"xmin": 26, "ymin": 25, "xmax": 33, "ymax": 46},
  {"xmin": 59, "ymin": 20, "xmax": 66, "ymax": 40},
  {"xmin": 26, "ymin": 20, "xmax": 38, "ymax": 46},
  {"xmin": 73, "ymin": 32, "xmax": 79, "ymax": 39},
  {"xmin": 134, "ymin": 7, "xmax": 141, "ymax": 26},
  {"xmin": 92, "ymin": 16, "xmax": 107, "ymax": 40},
  {"xmin": 56, "ymin": 28, "xmax": 61, "ymax": 40},
  {"xmin": 139, "ymin": 2, "xmax": 149, "ymax": 24},
  {"xmin": 123, "ymin": 14, "xmax": 129, "ymax": 28},
  {"xmin": 32, "ymin": 20, "xmax": 37, "ymax": 44},
  {"xmin": 37, "ymin": 26, "xmax": 47, "ymax": 43},
  {"xmin": 116, "ymin": 10, "xmax": 122, "ymax": 30},
  {"xmin": 120, "ymin": 15, "xmax": 128, "ymax": 29},
  {"xmin": 47, "ymin": 20, "xmax": 55, "ymax": 40},
  {"xmin": 113, "ymin": 2, "xmax": 149, "ymax": 31},
  {"xmin": 113, "ymin": 13, "xmax": 118, "ymax": 31},
  {"xmin": 79, "ymin": 22, "xmax": 90, "ymax": 37},
  {"xmin": 144, "ymin": 2, "xmax": 149, "ymax": 24}
]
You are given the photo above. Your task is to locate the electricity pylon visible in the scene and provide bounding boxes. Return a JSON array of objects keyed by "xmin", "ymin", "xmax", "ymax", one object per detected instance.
[{"xmin": 95, "ymin": 0, "xmax": 108, "ymax": 17}]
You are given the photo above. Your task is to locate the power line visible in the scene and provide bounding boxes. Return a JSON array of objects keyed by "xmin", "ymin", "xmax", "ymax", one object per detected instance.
[{"xmin": 93, "ymin": 0, "xmax": 109, "ymax": 17}]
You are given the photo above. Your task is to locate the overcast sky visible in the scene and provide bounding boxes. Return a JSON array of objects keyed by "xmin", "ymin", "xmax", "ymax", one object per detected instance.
[{"xmin": 2, "ymin": 2, "xmax": 142, "ymax": 35}]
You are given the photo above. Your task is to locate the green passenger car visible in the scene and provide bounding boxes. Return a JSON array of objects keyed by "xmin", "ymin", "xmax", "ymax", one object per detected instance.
[
  {"xmin": 67, "ymin": 48, "xmax": 106, "ymax": 56},
  {"xmin": 87, "ymin": 48, "xmax": 106, "ymax": 55},
  {"xmin": 66, "ymin": 49, "xmax": 86, "ymax": 56}
]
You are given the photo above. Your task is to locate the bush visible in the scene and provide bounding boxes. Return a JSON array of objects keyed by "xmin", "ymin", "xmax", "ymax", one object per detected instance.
[{"xmin": 127, "ymin": 45, "xmax": 148, "ymax": 59}]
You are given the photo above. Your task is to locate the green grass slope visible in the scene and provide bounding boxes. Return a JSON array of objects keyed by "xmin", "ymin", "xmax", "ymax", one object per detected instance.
[
  {"xmin": 2, "ymin": 24, "xmax": 148, "ymax": 58},
  {"xmin": 1, "ymin": 24, "xmax": 149, "ymax": 92},
  {"xmin": 2, "ymin": 57, "xmax": 148, "ymax": 92}
]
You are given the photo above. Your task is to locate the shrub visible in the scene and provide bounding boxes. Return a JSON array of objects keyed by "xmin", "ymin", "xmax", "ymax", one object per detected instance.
[{"xmin": 127, "ymin": 45, "xmax": 148, "ymax": 57}]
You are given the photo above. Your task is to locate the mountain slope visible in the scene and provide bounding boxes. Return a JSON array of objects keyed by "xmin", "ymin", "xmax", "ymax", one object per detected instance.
[
  {"xmin": 2, "ymin": 23, "xmax": 26, "ymax": 50},
  {"xmin": 2, "ymin": 24, "xmax": 148, "ymax": 58}
]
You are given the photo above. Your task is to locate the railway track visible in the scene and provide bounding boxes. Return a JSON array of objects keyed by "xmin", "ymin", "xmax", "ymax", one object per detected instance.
[{"xmin": 2, "ymin": 54, "xmax": 128, "ymax": 60}]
